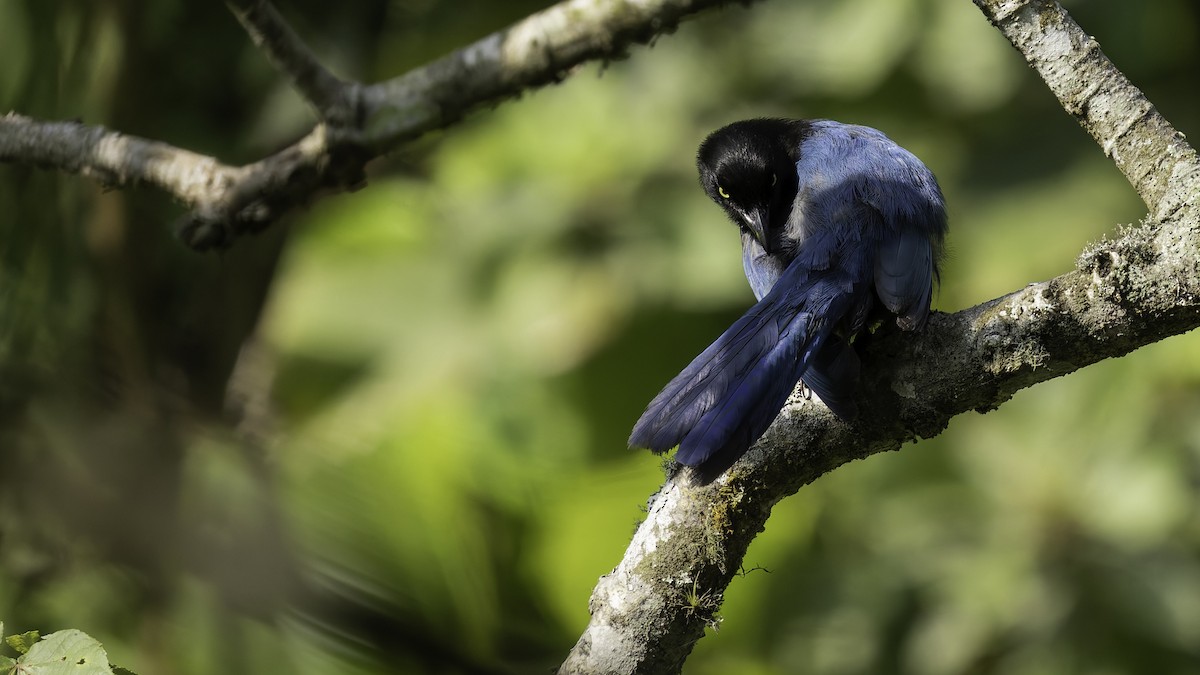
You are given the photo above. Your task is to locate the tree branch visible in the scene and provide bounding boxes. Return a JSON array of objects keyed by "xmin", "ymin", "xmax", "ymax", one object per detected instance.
[
  {"xmin": 558, "ymin": 1, "xmax": 1200, "ymax": 672},
  {"xmin": 0, "ymin": 112, "xmax": 239, "ymax": 212},
  {"xmin": 0, "ymin": 0, "xmax": 753, "ymax": 249},
  {"xmin": 0, "ymin": 113, "xmax": 352, "ymax": 248},
  {"xmin": 225, "ymin": 0, "xmax": 355, "ymax": 122},
  {"xmin": 971, "ymin": 0, "xmax": 1200, "ymax": 220}
]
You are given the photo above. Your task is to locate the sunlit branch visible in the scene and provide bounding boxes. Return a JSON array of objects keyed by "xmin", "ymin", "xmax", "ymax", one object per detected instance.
[
  {"xmin": 0, "ymin": 112, "xmax": 239, "ymax": 214},
  {"xmin": 972, "ymin": 0, "xmax": 1200, "ymax": 219},
  {"xmin": 0, "ymin": 113, "xmax": 349, "ymax": 249},
  {"xmin": 0, "ymin": 0, "xmax": 751, "ymax": 250}
]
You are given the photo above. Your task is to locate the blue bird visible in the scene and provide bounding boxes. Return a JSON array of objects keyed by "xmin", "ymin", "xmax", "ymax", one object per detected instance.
[{"xmin": 629, "ymin": 119, "xmax": 947, "ymax": 470}]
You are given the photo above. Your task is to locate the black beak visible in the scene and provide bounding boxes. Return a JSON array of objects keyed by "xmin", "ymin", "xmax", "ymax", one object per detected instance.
[{"xmin": 746, "ymin": 207, "xmax": 771, "ymax": 255}]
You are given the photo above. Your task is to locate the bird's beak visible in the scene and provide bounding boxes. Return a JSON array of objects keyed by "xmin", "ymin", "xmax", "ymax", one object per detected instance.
[{"xmin": 746, "ymin": 207, "xmax": 771, "ymax": 254}]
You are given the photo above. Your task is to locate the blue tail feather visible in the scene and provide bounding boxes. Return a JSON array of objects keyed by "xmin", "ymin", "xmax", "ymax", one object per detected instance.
[
  {"xmin": 629, "ymin": 267, "xmax": 863, "ymax": 467},
  {"xmin": 800, "ymin": 337, "xmax": 861, "ymax": 420},
  {"xmin": 630, "ymin": 303, "xmax": 787, "ymax": 451},
  {"xmin": 674, "ymin": 311, "xmax": 820, "ymax": 466}
]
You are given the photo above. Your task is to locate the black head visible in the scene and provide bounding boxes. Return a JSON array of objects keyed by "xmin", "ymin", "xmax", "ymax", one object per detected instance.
[{"xmin": 697, "ymin": 119, "xmax": 809, "ymax": 254}]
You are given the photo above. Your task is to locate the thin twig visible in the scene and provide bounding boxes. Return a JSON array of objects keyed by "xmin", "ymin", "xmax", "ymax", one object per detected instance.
[{"xmin": 225, "ymin": 0, "xmax": 354, "ymax": 122}]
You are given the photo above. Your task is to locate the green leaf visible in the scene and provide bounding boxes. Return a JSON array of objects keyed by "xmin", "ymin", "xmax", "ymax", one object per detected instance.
[
  {"xmin": 0, "ymin": 621, "xmax": 11, "ymax": 673},
  {"xmin": 12, "ymin": 630, "xmax": 113, "ymax": 675},
  {"xmin": 5, "ymin": 631, "xmax": 38, "ymax": 655}
]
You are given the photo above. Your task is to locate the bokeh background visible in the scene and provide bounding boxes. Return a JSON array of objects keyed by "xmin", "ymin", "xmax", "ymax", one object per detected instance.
[{"xmin": 2, "ymin": 0, "xmax": 1200, "ymax": 673}]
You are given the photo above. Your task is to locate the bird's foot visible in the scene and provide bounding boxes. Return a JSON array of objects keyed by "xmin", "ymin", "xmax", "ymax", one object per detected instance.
[{"xmin": 785, "ymin": 381, "xmax": 813, "ymax": 408}]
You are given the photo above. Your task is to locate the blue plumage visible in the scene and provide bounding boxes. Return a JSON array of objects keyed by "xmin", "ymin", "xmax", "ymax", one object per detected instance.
[{"xmin": 629, "ymin": 119, "xmax": 947, "ymax": 470}]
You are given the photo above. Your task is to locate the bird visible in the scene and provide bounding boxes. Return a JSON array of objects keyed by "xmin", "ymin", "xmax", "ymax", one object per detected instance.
[{"xmin": 628, "ymin": 118, "xmax": 948, "ymax": 471}]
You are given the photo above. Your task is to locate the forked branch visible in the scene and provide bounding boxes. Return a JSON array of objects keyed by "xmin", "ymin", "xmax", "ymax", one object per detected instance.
[{"xmin": 0, "ymin": 0, "xmax": 753, "ymax": 249}]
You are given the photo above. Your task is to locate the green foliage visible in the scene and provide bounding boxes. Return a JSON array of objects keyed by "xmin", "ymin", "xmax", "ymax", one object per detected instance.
[
  {"xmin": 0, "ymin": 623, "xmax": 10, "ymax": 670},
  {"xmin": 2, "ymin": 0, "xmax": 1200, "ymax": 674},
  {"xmin": 4, "ymin": 627, "xmax": 39, "ymax": 655},
  {"xmin": 0, "ymin": 624, "xmax": 129, "ymax": 675}
]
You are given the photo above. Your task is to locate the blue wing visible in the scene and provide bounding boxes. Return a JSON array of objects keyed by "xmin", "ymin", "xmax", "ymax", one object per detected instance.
[
  {"xmin": 804, "ymin": 121, "xmax": 945, "ymax": 330},
  {"xmin": 874, "ymin": 225, "xmax": 933, "ymax": 330}
]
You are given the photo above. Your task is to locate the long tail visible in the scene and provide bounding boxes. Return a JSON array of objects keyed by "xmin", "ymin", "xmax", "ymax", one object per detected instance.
[{"xmin": 629, "ymin": 268, "xmax": 862, "ymax": 467}]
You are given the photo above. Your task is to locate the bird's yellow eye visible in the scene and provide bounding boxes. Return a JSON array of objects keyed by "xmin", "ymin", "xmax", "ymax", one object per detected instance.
[
  {"xmin": 770, "ymin": 173, "xmax": 777, "ymax": 186},
  {"xmin": 718, "ymin": 185, "xmax": 730, "ymax": 199}
]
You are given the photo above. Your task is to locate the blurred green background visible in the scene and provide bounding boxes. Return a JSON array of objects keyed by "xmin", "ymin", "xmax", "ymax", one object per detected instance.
[{"xmin": 2, "ymin": 0, "xmax": 1200, "ymax": 673}]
